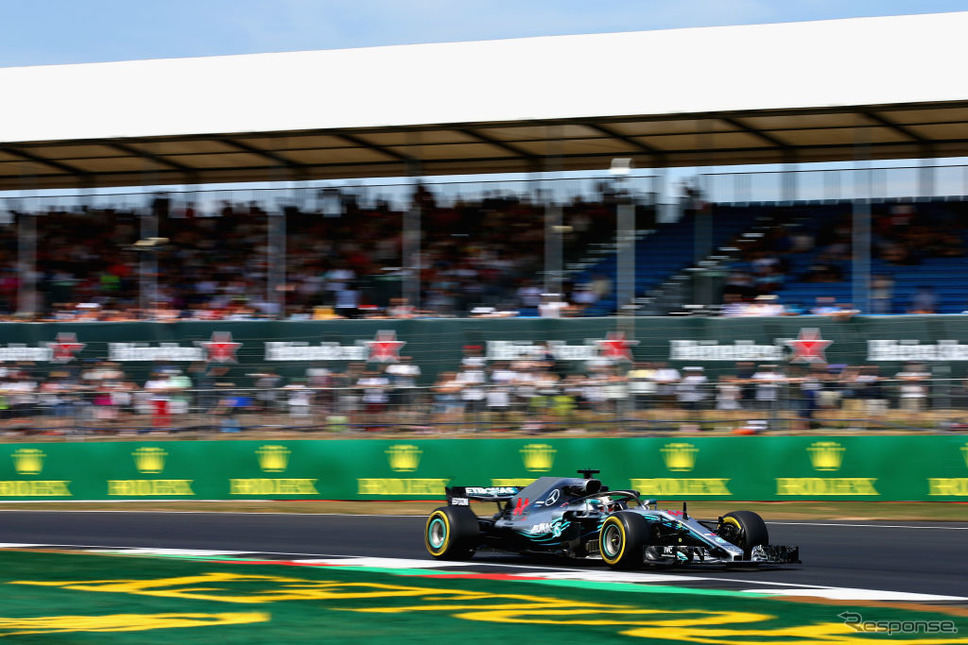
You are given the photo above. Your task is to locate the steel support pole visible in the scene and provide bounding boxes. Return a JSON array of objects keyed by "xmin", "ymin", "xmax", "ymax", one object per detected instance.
[
  {"xmin": 692, "ymin": 122, "xmax": 714, "ymax": 307},
  {"xmin": 267, "ymin": 209, "xmax": 286, "ymax": 317},
  {"xmin": 919, "ymin": 147, "xmax": 936, "ymax": 199},
  {"xmin": 543, "ymin": 199, "xmax": 564, "ymax": 299},
  {"xmin": 692, "ymin": 177, "xmax": 713, "ymax": 264},
  {"xmin": 403, "ymin": 201, "xmax": 421, "ymax": 312},
  {"xmin": 616, "ymin": 192, "xmax": 636, "ymax": 323},
  {"xmin": 652, "ymin": 166, "xmax": 668, "ymax": 223},
  {"xmin": 16, "ymin": 210, "xmax": 37, "ymax": 317},
  {"xmin": 852, "ymin": 130, "xmax": 872, "ymax": 314},
  {"xmin": 139, "ymin": 208, "xmax": 158, "ymax": 316},
  {"xmin": 540, "ymin": 127, "xmax": 565, "ymax": 309},
  {"xmin": 650, "ymin": 169, "xmax": 662, "ymax": 213},
  {"xmin": 782, "ymin": 157, "xmax": 798, "ymax": 203},
  {"xmin": 403, "ymin": 132, "xmax": 422, "ymax": 313}
]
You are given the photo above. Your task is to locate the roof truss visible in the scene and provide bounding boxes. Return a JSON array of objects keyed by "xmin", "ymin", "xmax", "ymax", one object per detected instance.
[{"xmin": 3, "ymin": 101, "xmax": 968, "ymax": 190}]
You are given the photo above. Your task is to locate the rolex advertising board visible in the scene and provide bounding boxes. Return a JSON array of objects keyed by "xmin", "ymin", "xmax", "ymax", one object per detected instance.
[{"xmin": 0, "ymin": 436, "xmax": 965, "ymax": 501}]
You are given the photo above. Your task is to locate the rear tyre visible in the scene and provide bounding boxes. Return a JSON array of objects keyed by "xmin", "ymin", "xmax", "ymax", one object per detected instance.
[
  {"xmin": 599, "ymin": 511, "xmax": 651, "ymax": 569},
  {"xmin": 718, "ymin": 510, "xmax": 769, "ymax": 559},
  {"xmin": 425, "ymin": 506, "xmax": 479, "ymax": 560}
]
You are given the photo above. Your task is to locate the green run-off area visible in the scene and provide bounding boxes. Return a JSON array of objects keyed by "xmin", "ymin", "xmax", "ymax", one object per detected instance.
[{"xmin": 0, "ymin": 550, "xmax": 964, "ymax": 643}]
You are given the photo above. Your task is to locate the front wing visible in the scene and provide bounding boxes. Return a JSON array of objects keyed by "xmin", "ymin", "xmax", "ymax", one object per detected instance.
[{"xmin": 752, "ymin": 544, "xmax": 801, "ymax": 564}]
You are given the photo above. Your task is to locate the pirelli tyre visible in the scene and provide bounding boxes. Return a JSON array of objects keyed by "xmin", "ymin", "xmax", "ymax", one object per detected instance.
[
  {"xmin": 718, "ymin": 510, "xmax": 769, "ymax": 559},
  {"xmin": 599, "ymin": 511, "xmax": 651, "ymax": 569},
  {"xmin": 425, "ymin": 506, "xmax": 479, "ymax": 560}
]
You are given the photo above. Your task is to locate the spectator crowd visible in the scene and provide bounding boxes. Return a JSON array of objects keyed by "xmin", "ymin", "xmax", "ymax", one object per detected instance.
[
  {"xmin": 3, "ymin": 186, "xmax": 968, "ymax": 320},
  {"xmin": 718, "ymin": 201, "xmax": 967, "ymax": 316},
  {"xmin": 0, "ymin": 346, "xmax": 955, "ymax": 435},
  {"xmin": 0, "ymin": 183, "xmax": 623, "ymax": 322}
]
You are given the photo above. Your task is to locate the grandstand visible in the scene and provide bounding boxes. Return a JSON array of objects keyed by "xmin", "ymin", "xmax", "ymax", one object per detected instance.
[
  {"xmin": 579, "ymin": 196, "xmax": 968, "ymax": 316},
  {"xmin": 7, "ymin": 187, "xmax": 968, "ymax": 319}
]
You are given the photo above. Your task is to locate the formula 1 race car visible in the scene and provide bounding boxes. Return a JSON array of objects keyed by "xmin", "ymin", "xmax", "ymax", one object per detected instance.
[{"xmin": 424, "ymin": 469, "xmax": 800, "ymax": 568}]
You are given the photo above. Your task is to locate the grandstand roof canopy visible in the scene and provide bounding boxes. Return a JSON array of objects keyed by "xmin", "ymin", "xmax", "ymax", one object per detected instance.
[{"xmin": 2, "ymin": 12, "xmax": 968, "ymax": 190}]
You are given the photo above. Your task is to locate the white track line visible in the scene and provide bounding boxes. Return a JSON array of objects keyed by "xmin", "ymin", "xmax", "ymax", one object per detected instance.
[
  {"xmin": 3, "ymin": 545, "xmax": 965, "ymax": 603},
  {"xmin": 85, "ymin": 548, "xmax": 244, "ymax": 557},
  {"xmin": 510, "ymin": 570, "xmax": 708, "ymax": 583},
  {"xmin": 292, "ymin": 557, "xmax": 479, "ymax": 569},
  {"xmin": 745, "ymin": 588, "xmax": 967, "ymax": 602},
  {"xmin": 769, "ymin": 521, "xmax": 968, "ymax": 530}
]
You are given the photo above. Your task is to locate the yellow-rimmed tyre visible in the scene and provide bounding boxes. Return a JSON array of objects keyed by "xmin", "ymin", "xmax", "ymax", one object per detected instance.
[
  {"xmin": 718, "ymin": 510, "xmax": 769, "ymax": 559},
  {"xmin": 425, "ymin": 506, "xmax": 479, "ymax": 560},
  {"xmin": 599, "ymin": 511, "xmax": 650, "ymax": 569}
]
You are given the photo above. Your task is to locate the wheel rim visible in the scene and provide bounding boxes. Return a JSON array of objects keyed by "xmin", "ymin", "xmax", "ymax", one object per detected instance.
[
  {"xmin": 719, "ymin": 517, "xmax": 743, "ymax": 546},
  {"xmin": 428, "ymin": 517, "xmax": 447, "ymax": 549},
  {"xmin": 602, "ymin": 522, "xmax": 623, "ymax": 558}
]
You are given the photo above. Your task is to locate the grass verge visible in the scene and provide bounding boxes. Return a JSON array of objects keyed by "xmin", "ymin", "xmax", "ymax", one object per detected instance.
[{"xmin": 0, "ymin": 550, "xmax": 964, "ymax": 643}]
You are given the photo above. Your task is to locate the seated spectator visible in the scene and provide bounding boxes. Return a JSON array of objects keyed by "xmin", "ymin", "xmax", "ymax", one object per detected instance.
[
  {"xmin": 908, "ymin": 286, "xmax": 937, "ymax": 314},
  {"xmin": 721, "ymin": 270, "xmax": 756, "ymax": 301},
  {"xmin": 753, "ymin": 263, "xmax": 785, "ymax": 294},
  {"xmin": 932, "ymin": 229, "xmax": 966, "ymax": 258},
  {"xmin": 538, "ymin": 293, "xmax": 569, "ymax": 318},
  {"xmin": 722, "ymin": 294, "xmax": 786, "ymax": 317},
  {"xmin": 387, "ymin": 297, "xmax": 415, "ymax": 318},
  {"xmin": 720, "ymin": 293, "xmax": 748, "ymax": 317},
  {"xmin": 570, "ymin": 283, "xmax": 598, "ymax": 312},
  {"xmin": 789, "ymin": 228, "xmax": 815, "ymax": 253},
  {"xmin": 880, "ymin": 241, "xmax": 921, "ymax": 265},
  {"xmin": 802, "ymin": 262, "xmax": 844, "ymax": 283},
  {"xmin": 588, "ymin": 273, "xmax": 612, "ymax": 302},
  {"xmin": 744, "ymin": 294, "xmax": 785, "ymax": 317},
  {"xmin": 810, "ymin": 296, "xmax": 857, "ymax": 320}
]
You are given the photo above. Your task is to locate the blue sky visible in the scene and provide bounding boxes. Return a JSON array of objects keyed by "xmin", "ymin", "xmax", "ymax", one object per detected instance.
[{"xmin": 1, "ymin": 0, "xmax": 966, "ymax": 67}]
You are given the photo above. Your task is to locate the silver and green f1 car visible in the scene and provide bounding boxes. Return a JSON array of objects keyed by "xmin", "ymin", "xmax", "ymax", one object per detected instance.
[{"xmin": 424, "ymin": 469, "xmax": 800, "ymax": 568}]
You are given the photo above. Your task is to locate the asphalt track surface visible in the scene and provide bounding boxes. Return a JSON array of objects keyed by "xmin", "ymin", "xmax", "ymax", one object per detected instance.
[{"xmin": 0, "ymin": 511, "xmax": 966, "ymax": 601}]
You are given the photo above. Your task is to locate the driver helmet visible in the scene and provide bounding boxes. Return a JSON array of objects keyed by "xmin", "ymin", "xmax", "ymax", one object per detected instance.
[{"xmin": 586, "ymin": 496, "xmax": 613, "ymax": 513}]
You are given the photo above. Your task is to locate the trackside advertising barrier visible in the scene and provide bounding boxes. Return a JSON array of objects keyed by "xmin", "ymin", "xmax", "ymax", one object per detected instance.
[
  {"xmin": 0, "ymin": 436, "xmax": 967, "ymax": 501},
  {"xmin": 8, "ymin": 315, "xmax": 968, "ymax": 384}
]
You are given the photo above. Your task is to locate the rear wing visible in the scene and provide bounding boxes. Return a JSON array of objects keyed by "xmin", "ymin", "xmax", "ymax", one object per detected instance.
[{"xmin": 446, "ymin": 485, "xmax": 520, "ymax": 506}]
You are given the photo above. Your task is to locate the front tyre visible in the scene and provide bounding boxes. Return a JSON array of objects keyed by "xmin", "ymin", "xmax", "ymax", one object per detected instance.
[
  {"xmin": 718, "ymin": 510, "xmax": 769, "ymax": 559},
  {"xmin": 425, "ymin": 506, "xmax": 479, "ymax": 560},
  {"xmin": 599, "ymin": 511, "xmax": 650, "ymax": 569}
]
